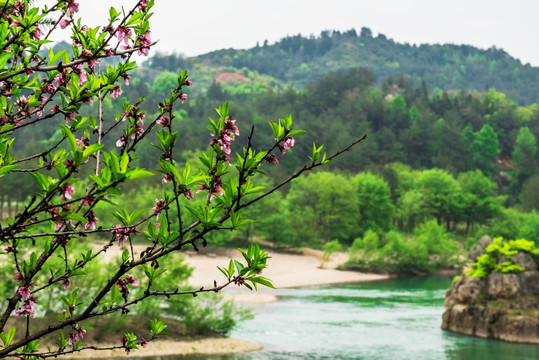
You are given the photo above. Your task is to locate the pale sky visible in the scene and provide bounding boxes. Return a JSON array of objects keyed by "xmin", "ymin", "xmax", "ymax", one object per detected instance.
[{"xmin": 48, "ymin": 0, "xmax": 539, "ymax": 66}]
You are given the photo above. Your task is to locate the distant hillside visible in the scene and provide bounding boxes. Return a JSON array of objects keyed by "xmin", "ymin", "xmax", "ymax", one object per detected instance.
[{"xmin": 147, "ymin": 28, "xmax": 539, "ymax": 105}]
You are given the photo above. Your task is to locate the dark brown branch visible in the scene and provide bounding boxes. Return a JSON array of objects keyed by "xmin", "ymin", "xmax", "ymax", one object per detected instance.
[{"xmin": 18, "ymin": 343, "xmax": 133, "ymax": 359}]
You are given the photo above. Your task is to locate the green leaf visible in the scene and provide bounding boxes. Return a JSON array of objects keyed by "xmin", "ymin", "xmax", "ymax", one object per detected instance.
[
  {"xmin": 60, "ymin": 125, "xmax": 77, "ymax": 152},
  {"xmin": 239, "ymin": 218, "xmax": 257, "ymax": 226},
  {"xmin": 238, "ymin": 248, "xmax": 250, "ymax": 264},
  {"xmin": 109, "ymin": 7, "xmax": 119, "ymax": 21},
  {"xmin": 126, "ymin": 169, "xmax": 154, "ymax": 180},
  {"xmin": 109, "ymin": 152, "xmax": 121, "ymax": 176},
  {"xmin": 227, "ymin": 259, "xmax": 235, "ymax": 278},
  {"xmin": 187, "ymin": 174, "xmax": 208, "ymax": 186},
  {"xmin": 58, "ymin": 330, "xmax": 69, "ymax": 349},
  {"xmin": 149, "ymin": 319, "xmax": 168, "ymax": 336},
  {"xmin": 89, "ymin": 175, "xmax": 104, "ymax": 188},
  {"xmin": 321, "ymin": 152, "xmax": 329, "ymax": 164},
  {"xmin": 65, "ymin": 213, "xmax": 87, "ymax": 223},
  {"xmin": 120, "ymin": 151, "xmax": 129, "ymax": 174},
  {"xmin": 177, "ymin": 70, "xmax": 188, "ymax": 86},
  {"xmin": 0, "ymin": 51, "xmax": 11, "ymax": 69},
  {"xmin": 198, "ymin": 151, "xmax": 212, "ymax": 169},
  {"xmin": 183, "ymin": 161, "xmax": 191, "ymax": 182},
  {"xmin": 185, "ymin": 205, "xmax": 204, "ymax": 223},
  {"xmin": 112, "ymin": 210, "xmax": 128, "ymax": 226},
  {"xmin": 110, "ymin": 284, "xmax": 120, "ymax": 303},
  {"xmin": 0, "ymin": 326, "xmax": 15, "ymax": 347},
  {"xmin": 122, "ymin": 249, "xmax": 129, "ymax": 264},
  {"xmin": 0, "ymin": 164, "xmax": 20, "ymax": 177},
  {"xmin": 248, "ymin": 276, "xmax": 276, "ymax": 289},
  {"xmin": 287, "ymin": 130, "xmax": 306, "ymax": 137},
  {"xmin": 30, "ymin": 252, "xmax": 37, "ymax": 269},
  {"xmin": 268, "ymin": 121, "xmax": 279, "ymax": 139},
  {"xmin": 52, "ymin": 50, "xmax": 67, "ymax": 65},
  {"xmin": 159, "ymin": 160, "xmax": 182, "ymax": 182},
  {"xmin": 234, "ymin": 260, "xmax": 245, "ymax": 274},
  {"xmin": 126, "ymin": 11, "xmax": 144, "ymax": 26},
  {"xmin": 83, "ymin": 144, "xmax": 103, "ymax": 158},
  {"xmin": 44, "ymin": 239, "xmax": 51, "ymax": 253},
  {"xmin": 244, "ymin": 186, "xmax": 265, "ymax": 195},
  {"xmin": 217, "ymin": 266, "xmax": 229, "ymax": 280},
  {"xmin": 130, "ymin": 209, "xmax": 146, "ymax": 223},
  {"xmin": 7, "ymin": 326, "xmax": 15, "ymax": 345},
  {"xmin": 30, "ymin": 172, "xmax": 48, "ymax": 192},
  {"xmin": 69, "ymin": 269, "xmax": 85, "ymax": 277}
]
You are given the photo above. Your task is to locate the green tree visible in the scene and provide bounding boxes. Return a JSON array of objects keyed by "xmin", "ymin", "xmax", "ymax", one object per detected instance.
[
  {"xmin": 321, "ymin": 240, "xmax": 342, "ymax": 267},
  {"xmin": 457, "ymin": 170, "xmax": 504, "ymax": 232},
  {"xmin": 417, "ymin": 169, "xmax": 460, "ymax": 230},
  {"xmin": 462, "ymin": 123, "xmax": 475, "ymax": 171},
  {"xmin": 150, "ymin": 71, "xmax": 180, "ymax": 101},
  {"xmin": 354, "ymin": 172, "xmax": 394, "ymax": 235},
  {"xmin": 401, "ymin": 110, "xmax": 435, "ymax": 168},
  {"xmin": 231, "ymin": 177, "xmax": 288, "ymax": 245},
  {"xmin": 478, "ymin": 208, "xmax": 526, "ymax": 242},
  {"xmin": 512, "ymin": 126, "xmax": 538, "ymax": 189},
  {"xmin": 472, "ymin": 124, "xmax": 500, "ymax": 174},
  {"xmin": 386, "ymin": 94, "xmax": 409, "ymax": 130},
  {"xmin": 396, "ymin": 189, "xmax": 430, "ymax": 231},
  {"xmin": 519, "ymin": 175, "xmax": 539, "ymax": 212},
  {"xmin": 285, "ymin": 172, "xmax": 358, "ymax": 245},
  {"xmin": 353, "ymin": 229, "xmax": 379, "ymax": 253},
  {"xmin": 518, "ymin": 212, "xmax": 539, "ymax": 246},
  {"xmin": 414, "ymin": 219, "xmax": 457, "ymax": 268}
]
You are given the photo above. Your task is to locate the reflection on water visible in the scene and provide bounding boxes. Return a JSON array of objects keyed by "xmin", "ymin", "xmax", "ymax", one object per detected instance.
[{"xmin": 152, "ymin": 277, "xmax": 539, "ymax": 360}]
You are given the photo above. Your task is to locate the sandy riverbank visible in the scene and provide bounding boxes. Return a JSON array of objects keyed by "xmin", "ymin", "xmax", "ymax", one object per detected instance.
[
  {"xmin": 184, "ymin": 247, "xmax": 390, "ymax": 303},
  {"xmin": 62, "ymin": 338, "xmax": 262, "ymax": 359},
  {"xmin": 70, "ymin": 244, "xmax": 390, "ymax": 359},
  {"xmin": 99, "ymin": 243, "xmax": 391, "ymax": 299}
]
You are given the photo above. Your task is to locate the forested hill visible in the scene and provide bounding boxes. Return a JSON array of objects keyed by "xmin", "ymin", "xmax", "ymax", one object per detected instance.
[{"xmin": 146, "ymin": 28, "xmax": 539, "ymax": 105}]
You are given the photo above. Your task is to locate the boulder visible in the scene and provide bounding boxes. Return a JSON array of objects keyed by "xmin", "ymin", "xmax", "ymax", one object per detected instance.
[
  {"xmin": 442, "ymin": 249, "xmax": 539, "ymax": 344},
  {"xmin": 468, "ymin": 235, "xmax": 492, "ymax": 261},
  {"xmin": 512, "ymin": 252, "xmax": 537, "ymax": 271},
  {"xmin": 444, "ymin": 276, "xmax": 485, "ymax": 308},
  {"xmin": 487, "ymin": 273, "xmax": 521, "ymax": 298}
]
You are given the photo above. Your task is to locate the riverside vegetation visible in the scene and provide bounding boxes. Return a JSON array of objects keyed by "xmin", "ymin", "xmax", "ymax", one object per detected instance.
[
  {"xmin": 6, "ymin": 55, "xmax": 539, "ymax": 277},
  {"xmin": 118, "ymin": 37, "xmax": 539, "ymax": 275}
]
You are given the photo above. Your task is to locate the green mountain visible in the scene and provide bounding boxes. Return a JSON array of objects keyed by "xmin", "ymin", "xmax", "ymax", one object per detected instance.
[{"xmin": 148, "ymin": 28, "xmax": 539, "ymax": 105}]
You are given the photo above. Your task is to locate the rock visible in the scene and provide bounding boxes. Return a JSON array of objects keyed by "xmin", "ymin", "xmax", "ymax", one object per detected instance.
[
  {"xmin": 488, "ymin": 273, "xmax": 521, "ymax": 298},
  {"xmin": 512, "ymin": 252, "xmax": 538, "ymax": 271},
  {"xmin": 446, "ymin": 276, "xmax": 485, "ymax": 305},
  {"xmin": 468, "ymin": 235, "xmax": 492, "ymax": 261},
  {"xmin": 517, "ymin": 271, "xmax": 539, "ymax": 296},
  {"xmin": 442, "ymin": 248, "xmax": 539, "ymax": 344}
]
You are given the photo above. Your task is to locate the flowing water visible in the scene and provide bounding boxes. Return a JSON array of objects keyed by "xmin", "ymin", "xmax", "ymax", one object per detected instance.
[{"xmin": 161, "ymin": 277, "xmax": 539, "ymax": 360}]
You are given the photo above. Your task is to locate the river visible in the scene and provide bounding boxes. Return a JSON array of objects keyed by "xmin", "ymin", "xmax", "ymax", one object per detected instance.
[{"xmin": 167, "ymin": 277, "xmax": 539, "ymax": 359}]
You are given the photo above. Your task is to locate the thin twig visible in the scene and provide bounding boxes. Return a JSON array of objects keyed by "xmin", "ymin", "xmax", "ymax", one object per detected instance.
[
  {"xmin": 95, "ymin": 63, "xmax": 104, "ymax": 176},
  {"xmin": 240, "ymin": 134, "xmax": 367, "ymax": 210},
  {"xmin": 235, "ymin": 125, "xmax": 255, "ymax": 211}
]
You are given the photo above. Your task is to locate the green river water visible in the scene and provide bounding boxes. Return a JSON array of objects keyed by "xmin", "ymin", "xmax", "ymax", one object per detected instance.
[{"xmin": 157, "ymin": 277, "xmax": 539, "ymax": 360}]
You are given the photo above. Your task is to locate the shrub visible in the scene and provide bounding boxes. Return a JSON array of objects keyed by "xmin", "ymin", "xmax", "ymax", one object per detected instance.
[{"xmin": 467, "ymin": 237, "xmax": 539, "ymax": 277}]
